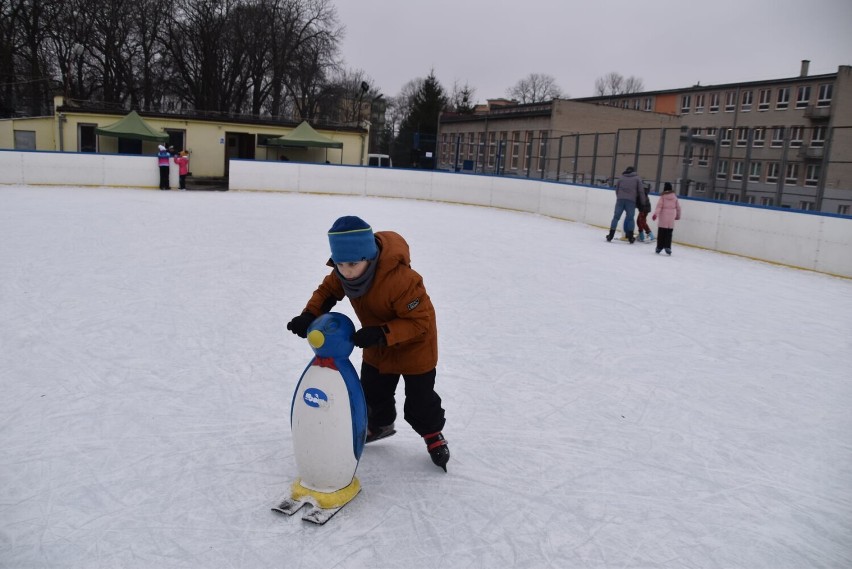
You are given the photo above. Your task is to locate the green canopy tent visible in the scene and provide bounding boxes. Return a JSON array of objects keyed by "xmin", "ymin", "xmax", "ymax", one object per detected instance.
[
  {"xmin": 95, "ymin": 110, "xmax": 169, "ymax": 143},
  {"xmin": 267, "ymin": 121, "xmax": 344, "ymax": 163}
]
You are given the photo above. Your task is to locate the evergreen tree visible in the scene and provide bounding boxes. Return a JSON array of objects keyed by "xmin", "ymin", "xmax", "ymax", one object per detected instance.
[{"xmin": 394, "ymin": 70, "xmax": 447, "ymax": 169}]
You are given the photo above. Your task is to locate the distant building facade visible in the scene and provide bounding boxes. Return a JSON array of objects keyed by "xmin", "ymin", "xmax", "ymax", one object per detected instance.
[{"xmin": 438, "ymin": 62, "xmax": 852, "ymax": 215}]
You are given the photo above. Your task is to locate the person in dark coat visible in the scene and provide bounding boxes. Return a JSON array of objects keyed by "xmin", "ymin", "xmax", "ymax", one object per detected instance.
[
  {"xmin": 286, "ymin": 216, "xmax": 449, "ymax": 472},
  {"xmin": 636, "ymin": 184, "xmax": 655, "ymax": 242},
  {"xmin": 606, "ymin": 166, "xmax": 647, "ymax": 243}
]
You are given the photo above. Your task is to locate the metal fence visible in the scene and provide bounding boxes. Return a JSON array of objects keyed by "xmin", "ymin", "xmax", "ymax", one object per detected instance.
[{"xmin": 438, "ymin": 125, "xmax": 852, "ymax": 215}]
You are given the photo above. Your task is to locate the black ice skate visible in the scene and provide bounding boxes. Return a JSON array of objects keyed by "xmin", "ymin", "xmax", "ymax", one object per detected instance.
[{"xmin": 423, "ymin": 431, "xmax": 450, "ymax": 472}]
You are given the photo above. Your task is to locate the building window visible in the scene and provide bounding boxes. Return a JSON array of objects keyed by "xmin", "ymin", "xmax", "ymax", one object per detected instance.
[
  {"xmin": 695, "ymin": 94, "xmax": 705, "ymax": 113},
  {"xmin": 682, "ymin": 147, "xmax": 693, "ymax": 166},
  {"xmin": 697, "ymin": 147, "xmax": 710, "ymax": 167},
  {"xmin": 641, "ymin": 97, "xmax": 650, "ymax": 111},
  {"xmin": 758, "ymin": 89, "xmax": 771, "ymax": 111},
  {"xmin": 633, "ymin": 99, "xmax": 641, "ymax": 110},
  {"xmin": 725, "ymin": 91, "xmax": 736, "ymax": 112},
  {"xmin": 736, "ymin": 127, "xmax": 749, "ymax": 147},
  {"xmin": 511, "ymin": 132, "xmax": 520, "ymax": 170},
  {"xmin": 776, "ymin": 87, "xmax": 790, "ymax": 109},
  {"xmin": 805, "ymin": 164, "xmax": 820, "ymax": 187},
  {"xmin": 487, "ymin": 132, "xmax": 496, "ymax": 168},
  {"xmin": 744, "ymin": 195, "xmax": 755, "ymax": 204},
  {"xmin": 749, "ymin": 161, "xmax": 762, "ymax": 182},
  {"xmin": 731, "ymin": 161, "xmax": 744, "ymax": 181},
  {"xmin": 796, "ymin": 85, "xmax": 811, "ymax": 109},
  {"xmin": 468, "ymin": 133, "xmax": 475, "ymax": 160},
  {"xmin": 838, "ymin": 205, "xmax": 849, "ymax": 215},
  {"xmin": 761, "ymin": 196, "xmax": 774, "ymax": 206},
  {"xmin": 790, "ymin": 126, "xmax": 804, "ymax": 147},
  {"xmin": 785, "ymin": 163, "xmax": 799, "ymax": 185},
  {"xmin": 817, "ymin": 84, "xmax": 833, "ymax": 107},
  {"xmin": 714, "ymin": 191, "xmax": 726, "ymax": 200},
  {"xmin": 706, "ymin": 127, "xmax": 717, "ymax": 138},
  {"xmin": 752, "ymin": 127, "xmax": 765, "ymax": 147},
  {"xmin": 523, "ymin": 131, "xmax": 533, "ymax": 171},
  {"xmin": 78, "ymin": 124, "xmax": 98, "ymax": 153},
  {"xmin": 538, "ymin": 131, "xmax": 547, "ymax": 172},
  {"xmin": 741, "ymin": 90, "xmax": 753, "ymax": 111},
  {"xmin": 695, "ymin": 182, "xmax": 707, "ymax": 193},
  {"xmin": 811, "ymin": 126, "xmax": 826, "ymax": 147},
  {"xmin": 717, "ymin": 160, "xmax": 729, "ymax": 179},
  {"xmin": 681, "ymin": 94, "xmax": 691, "ymax": 113},
  {"xmin": 728, "ymin": 193, "xmax": 739, "ymax": 202},
  {"xmin": 709, "ymin": 93, "xmax": 720, "ymax": 112},
  {"xmin": 799, "ymin": 201, "xmax": 815, "ymax": 210},
  {"xmin": 771, "ymin": 127, "xmax": 785, "ymax": 147},
  {"xmin": 720, "ymin": 128, "xmax": 732, "ymax": 146},
  {"xmin": 766, "ymin": 162, "xmax": 780, "ymax": 183},
  {"xmin": 13, "ymin": 130, "xmax": 36, "ymax": 150},
  {"xmin": 477, "ymin": 133, "xmax": 485, "ymax": 165}
]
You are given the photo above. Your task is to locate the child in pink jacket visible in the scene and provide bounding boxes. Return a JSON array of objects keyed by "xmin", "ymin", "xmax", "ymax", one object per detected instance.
[
  {"xmin": 173, "ymin": 150, "xmax": 190, "ymax": 191},
  {"xmin": 652, "ymin": 182, "xmax": 681, "ymax": 255}
]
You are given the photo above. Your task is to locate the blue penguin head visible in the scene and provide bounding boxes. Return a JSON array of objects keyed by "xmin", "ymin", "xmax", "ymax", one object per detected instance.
[{"xmin": 306, "ymin": 312, "xmax": 355, "ymax": 358}]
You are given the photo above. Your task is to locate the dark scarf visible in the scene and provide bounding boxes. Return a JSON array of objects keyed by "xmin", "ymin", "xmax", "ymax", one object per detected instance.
[{"xmin": 335, "ymin": 258, "xmax": 378, "ymax": 299}]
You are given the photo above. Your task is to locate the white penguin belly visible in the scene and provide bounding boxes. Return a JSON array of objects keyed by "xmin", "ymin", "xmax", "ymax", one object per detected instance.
[{"xmin": 291, "ymin": 365, "xmax": 359, "ymax": 492}]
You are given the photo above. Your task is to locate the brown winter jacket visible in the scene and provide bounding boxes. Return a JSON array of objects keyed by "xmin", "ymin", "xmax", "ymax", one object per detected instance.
[{"xmin": 303, "ymin": 231, "xmax": 438, "ymax": 375}]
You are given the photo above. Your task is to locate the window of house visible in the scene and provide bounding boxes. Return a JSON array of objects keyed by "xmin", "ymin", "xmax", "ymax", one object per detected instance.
[
  {"xmin": 717, "ymin": 160, "xmax": 729, "ymax": 179},
  {"xmin": 538, "ymin": 131, "xmax": 547, "ymax": 172},
  {"xmin": 728, "ymin": 193, "xmax": 739, "ymax": 202},
  {"xmin": 709, "ymin": 93, "xmax": 720, "ymax": 112},
  {"xmin": 468, "ymin": 133, "xmax": 475, "ymax": 160},
  {"xmin": 681, "ymin": 94, "xmax": 691, "ymax": 113},
  {"xmin": 736, "ymin": 127, "xmax": 749, "ymax": 146},
  {"xmin": 721, "ymin": 128, "xmax": 732, "ymax": 146},
  {"xmin": 706, "ymin": 127, "xmax": 717, "ymax": 137},
  {"xmin": 477, "ymin": 132, "xmax": 485, "ymax": 164},
  {"xmin": 695, "ymin": 94, "xmax": 705, "ymax": 113},
  {"xmin": 752, "ymin": 127, "xmax": 765, "ymax": 147},
  {"xmin": 771, "ymin": 127, "xmax": 785, "ymax": 147},
  {"xmin": 644, "ymin": 97, "xmax": 653, "ymax": 111},
  {"xmin": 511, "ymin": 132, "xmax": 520, "ymax": 170},
  {"xmin": 725, "ymin": 91, "xmax": 736, "ymax": 112},
  {"xmin": 805, "ymin": 164, "xmax": 820, "ymax": 187},
  {"xmin": 741, "ymin": 90, "xmax": 753, "ymax": 111},
  {"xmin": 78, "ymin": 124, "xmax": 98, "ymax": 153},
  {"xmin": 796, "ymin": 85, "xmax": 811, "ymax": 108},
  {"xmin": 785, "ymin": 163, "xmax": 799, "ymax": 184},
  {"xmin": 731, "ymin": 161, "xmax": 744, "ymax": 181},
  {"xmin": 697, "ymin": 147, "xmax": 710, "ymax": 167},
  {"xmin": 683, "ymin": 147, "xmax": 694, "ymax": 166},
  {"xmin": 744, "ymin": 195, "xmax": 756, "ymax": 204},
  {"xmin": 776, "ymin": 87, "xmax": 790, "ymax": 109},
  {"xmin": 692, "ymin": 127, "xmax": 702, "ymax": 136},
  {"xmin": 695, "ymin": 182, "xmax": 707, "ymax": 193},
  {"xmin": 766, "ymin": 162, "xmax": 780, "ymax": 183},
  {"xmin": 817, "ymin": 83, "xmax": 833, "ymax": 107},
  {"xmin": 811, "ymin": 126, "xmax": 826, "ymax": 147},
  {"xmin": 497, "ymin": 131, "xmax": 507, "ymax": 169},
  {"xmin": 714, "ymin": 191, "xmax": 726, "ymax": 200},
  {"xmin": 633, "ymin": 99, "xmax": 641, "ymax": 110},
  {"xmin": 749, "ymin": 161, "xmax": 762, "ymax": 182},
  {"xmin": 487, "ymin": 132, "xmax": 496, "ymax": 168},
  {"xmin": 758, "ymin": 89, "xmax": 771, "ymax": 111},
  {"xmin": 523, "ymin": 131, "xmax": 533, "ymax": 171},
  {"xmin": 789, "ymin": 126, "xmax": 804, "ymax": 147},
  {"xmin": 799, "ymin": 201, "xmax": 815, "ymax": 210},
  {"xmin": 13, "ymin": 130, "xmax": 36, "ymax": 150},
  {"xmin": 838, "ymin": 204, "xmax": 850, "ymax": 215},
  {"xmin": 761, "ymin": 196, "xmax": 774, "ymax": 206}
]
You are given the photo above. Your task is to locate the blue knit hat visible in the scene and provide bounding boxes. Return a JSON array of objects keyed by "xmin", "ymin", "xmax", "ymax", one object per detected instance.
[{"xmin": 328, "ymin": 216, "xmax": 378, "ymax": 263}]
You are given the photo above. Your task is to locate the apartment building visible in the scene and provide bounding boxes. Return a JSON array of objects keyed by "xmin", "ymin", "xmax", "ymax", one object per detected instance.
[{"xmin": 438, "ymin": 61, "xmax": 852, "ymax": 215}]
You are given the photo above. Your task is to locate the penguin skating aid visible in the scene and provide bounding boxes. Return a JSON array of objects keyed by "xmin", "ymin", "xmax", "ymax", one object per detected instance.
[{"xmin": 272, "ymin": 313, "xmax": 367, "ymax": 524}]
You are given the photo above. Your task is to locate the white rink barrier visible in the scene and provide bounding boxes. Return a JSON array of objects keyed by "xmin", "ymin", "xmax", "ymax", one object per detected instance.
[
  {"xmin": 1, "ymin": 150, "xmax": 849, "ymax": 278},
  {"xmin": 0, "ymin": 149, "xmax": 178, "ymax": 189},
  {"xmin": 230, "ymin": 159, "xmax": 852, "ymax": 279}
]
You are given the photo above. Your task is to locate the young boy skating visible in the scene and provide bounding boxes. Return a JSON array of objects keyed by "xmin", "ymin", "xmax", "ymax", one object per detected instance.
[{"xmin": 286, "ymin": 216, "xmax": 449, "ymax": 472}]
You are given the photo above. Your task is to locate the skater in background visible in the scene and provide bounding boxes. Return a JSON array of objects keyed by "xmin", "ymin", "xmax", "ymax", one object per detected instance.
[
  {"xmin": 653, "ymin": 182, "xmax": 682, "ymax": 255},
  {"xmin": 636, "ymin": 183, "xmax": 655, "ymax": 243},
  {"xmin": 157, "ymin": 144, "xmax": 171, "ymax": 190},
  {"xmin": 286, "ymin": 216, "xmax": 450, "ymax": 472},
  {"xmin": 173, "ymin": 150, "xmax": 190, "ymax": 191},
  {"xmin": 606, "ymin": 166, "xmax": 647, "ymax": 243}
]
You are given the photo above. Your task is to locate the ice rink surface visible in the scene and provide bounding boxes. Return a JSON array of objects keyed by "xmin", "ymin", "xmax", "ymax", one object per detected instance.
[{"xmin": 1, "ymin": 185, "xmax": 851, "ymax": 569}]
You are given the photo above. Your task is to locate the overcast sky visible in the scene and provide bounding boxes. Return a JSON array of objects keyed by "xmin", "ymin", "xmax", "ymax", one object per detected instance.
[{"xmin": 334, "ymin": 0, "xmax": 852, "ymax": 102}]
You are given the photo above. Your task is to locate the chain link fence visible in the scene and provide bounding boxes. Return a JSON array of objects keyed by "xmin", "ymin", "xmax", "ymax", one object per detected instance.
[{"xmin": 439, "ymin": 125, "xmax": 852, "ymax": 215}]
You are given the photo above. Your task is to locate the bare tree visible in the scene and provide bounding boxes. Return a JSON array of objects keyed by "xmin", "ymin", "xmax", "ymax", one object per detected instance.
[
  {"xmin": 595, "ymin": 71, "xmax": 644, "ymax": 97},
  {"xmin": 507, "ymin": 73, "xmax": 563, "ymax": 104},
  {"xmin": 448, "ymin": 80, "xmax": 475, "ymax": 113}
]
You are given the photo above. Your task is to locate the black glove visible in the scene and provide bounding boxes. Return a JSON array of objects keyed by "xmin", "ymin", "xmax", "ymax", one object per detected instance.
[
  {"xmin": 286, "ymin": 312, "xmax": 316, "ymax": 338},
  {"xmin": 352, "ymin": 326, "xmax": 385, "ymax": 348}
]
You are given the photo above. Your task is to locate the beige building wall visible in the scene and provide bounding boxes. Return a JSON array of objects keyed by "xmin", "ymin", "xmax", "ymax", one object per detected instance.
[{"xmin": 0, "ymin": 98, "xmax": 366, "ymax": 178}]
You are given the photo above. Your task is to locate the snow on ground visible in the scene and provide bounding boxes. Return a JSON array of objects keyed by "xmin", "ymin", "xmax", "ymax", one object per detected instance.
[{"xmin": 1, "ymin": 185, "xmax": 851, "ymax": 569}]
